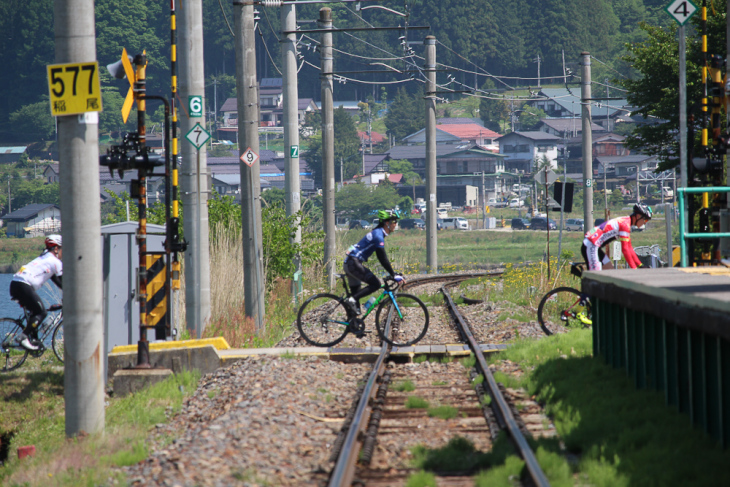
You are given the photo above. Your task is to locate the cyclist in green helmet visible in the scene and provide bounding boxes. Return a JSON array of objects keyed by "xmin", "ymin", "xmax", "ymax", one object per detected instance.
[{"xmin": 343, "ymin": 210, "xmax": 404, "ymax": 315}]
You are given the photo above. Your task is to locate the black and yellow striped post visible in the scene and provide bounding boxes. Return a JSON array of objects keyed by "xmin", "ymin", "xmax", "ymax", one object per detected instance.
[
  {"xmin": 170, "ymin": 0, "xmax": 184, "ymax": 293},
  {"xmin": 146, "ymin": 253, "xmax": 168, "ymax": 333}
]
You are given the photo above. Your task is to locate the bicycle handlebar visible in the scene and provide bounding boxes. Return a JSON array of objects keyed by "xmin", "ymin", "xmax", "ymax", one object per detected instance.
[{"xmin": 383, "ymin": 275, "xmax": 404, "ymax": 292}]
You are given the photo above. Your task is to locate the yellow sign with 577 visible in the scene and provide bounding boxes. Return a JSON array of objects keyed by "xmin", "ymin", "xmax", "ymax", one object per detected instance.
[{"xmin": 46, "ymin": 61, "xmax": 103, "ymax": 116}]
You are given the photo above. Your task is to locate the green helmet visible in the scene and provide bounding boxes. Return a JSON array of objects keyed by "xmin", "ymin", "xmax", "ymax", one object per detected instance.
[{"xmin": 378, "ymin": 209, "xmax": 400, "ymax": 222}]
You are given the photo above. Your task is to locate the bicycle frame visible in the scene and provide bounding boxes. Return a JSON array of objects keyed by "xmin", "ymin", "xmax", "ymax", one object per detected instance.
[{"xmin": 337, "ymin": 274, "xmax": 404, "ymax": 321}]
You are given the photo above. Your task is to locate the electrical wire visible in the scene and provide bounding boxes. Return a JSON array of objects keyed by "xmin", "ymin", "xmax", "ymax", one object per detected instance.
[
  {"xmin": 256, "ymin": 24, "xmax": 283, "ymax": 75},
  {"xmin": 217, "ymin": 0, "xmax": 235, "ymax": 37},
  {"xmin": 590, "ymin": 55, "xmax": 629, "ymax": 79}
]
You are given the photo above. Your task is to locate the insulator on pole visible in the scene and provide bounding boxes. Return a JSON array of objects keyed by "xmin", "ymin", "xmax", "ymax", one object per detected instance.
[{"xmin": 260, "ymin": 0, "xmax": 283, "ymax": 7}]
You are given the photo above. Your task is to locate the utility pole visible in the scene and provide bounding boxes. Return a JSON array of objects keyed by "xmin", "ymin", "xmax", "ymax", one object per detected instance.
[
  {"xmin": 55, "ymin": 0, "xmax": 104, "ymax": 437},
  {"xmin": 481, "ymin": 171, "xmax": 485, "ymax": 229},
  {"xmin": 320, "ymin": 8, "xmax": 336, "ymax": 288},
  {"xmin": 425, "ymin": 36, "xmax": 438, "ymax": 272},
  {"xmin": 281, "ymin": 0, "xmax": 301, "ymax": 294},
  {"xmin": 235, "ymin": 0, "xmax": 266, "ymax": 329},
  {"xmin": 581, "ymin": 52, "xmax": 593, "ymax": 228},
  {"xmin": 179, "ymin": 0, "xmax": 211, "ymax": 337},
  {"xmin": 534, "ymin": 54, "xmax": 541, "ymax": 87}
]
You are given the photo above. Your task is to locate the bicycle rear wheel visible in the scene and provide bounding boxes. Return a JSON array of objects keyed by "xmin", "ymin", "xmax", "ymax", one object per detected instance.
[
  {"xmin": 537, "ymin": 287, "xmax": 591, "ymax": 335},
  {"xmin": 0, "ymin": 318, "xmax": 29, "ymax": 372},
  {"xmin": 52, "ymin": 320, "xmax": 64, "ymax": 363},
  {"xmin": 375, "ymin": 293, "xmax": 429, "ymax": 346},
  {"xmin": 296, "ymin": 293, "xmax": 350, "ymax": 347}
]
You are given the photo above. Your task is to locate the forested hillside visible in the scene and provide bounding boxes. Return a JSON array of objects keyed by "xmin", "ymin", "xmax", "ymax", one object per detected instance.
[{"xmin": 0, "ymin": 0, "xmax": 673, "ymax": 143}]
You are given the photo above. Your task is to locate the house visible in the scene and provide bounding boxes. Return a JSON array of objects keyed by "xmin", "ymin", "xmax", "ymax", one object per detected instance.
[
  {"xmin": 358, "ymin": 130, "xmax": 386, "ymax": 148},
  {"xmin": 437, "ymin": 117, "xmax": 484, "ymax": 125},
  {"xmin": 1, "ymin": 204, "xmax": 61, "ymax": 238},
  {"xmin": 0, "ymin": 146, "xmax": 28, "ymax": 164},
  {"xmin": 526, "ymin": 88, "xmax": 630, "ymax": 132},
  {"xmin": 314, "ymin": 101, "xmax": 361, "ymax": 117},
  {"xmin": 400, "ymin": 123, "xmax": 500, "ymax": 150},
  {"xmin": 298, "ymin": 98, "xmax": 319, "ymax": 125},
  {"xmin": 536, "ymin": 118, "xmax": 604, "ymax": 138},
  {"xmin": 259, "ymin": 78, "xmax": 283, "ymax": 126},
  {"xmin": 496, "ymin": 131, "xmax": 560, "ymax": 173}
]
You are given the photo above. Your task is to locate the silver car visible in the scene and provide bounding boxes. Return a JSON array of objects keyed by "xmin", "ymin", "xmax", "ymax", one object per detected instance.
[{"xmin": 565, "ymin": 218, "xmax": 584, "ymax": 232}]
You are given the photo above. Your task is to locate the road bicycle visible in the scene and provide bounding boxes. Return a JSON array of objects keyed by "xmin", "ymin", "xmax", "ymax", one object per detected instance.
[
  {"xmin": 0, "ymin": 304, "xmax": 64, "ymax": 372},
  {"xmin": 297, "ymin": 275, "xmax": 429, "ymax": 347},
  {"xmin": 536, "ymin": 263, "xmax": 592, "ymax": 336}
]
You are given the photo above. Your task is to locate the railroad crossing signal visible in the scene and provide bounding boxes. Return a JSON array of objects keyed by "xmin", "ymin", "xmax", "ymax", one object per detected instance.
[
  {"xmin": 241, "ymin": 147, "xmax": 259, "ymax": 167},
  {"xmin": 115, "ymin": 48, "xmax": 138, "ymax": 123},
  {"xmin": 46, "ymin": 61, "xmax": 103, "ymax": 116},
  {"xmin": 665, "ymin": 0, "xmax": 698, "ymax": 25},
  {"xmin": 185, "ymin": 123, "xmax": 210, "ymax": 150}
]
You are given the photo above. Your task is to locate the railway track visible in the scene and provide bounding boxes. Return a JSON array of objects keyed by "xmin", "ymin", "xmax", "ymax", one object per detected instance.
[{"xmin": 325, "ymin": 275, "xmax": 552, "ymax": 487}]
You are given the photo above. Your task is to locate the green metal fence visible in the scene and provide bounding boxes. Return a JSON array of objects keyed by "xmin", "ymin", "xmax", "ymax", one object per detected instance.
[{"xmin": 594, "ymin": 297, "xmax": 730, "ymax": 447}]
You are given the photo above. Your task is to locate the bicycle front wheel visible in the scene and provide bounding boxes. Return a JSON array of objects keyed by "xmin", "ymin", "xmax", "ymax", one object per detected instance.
[
  {"xmin": 375, "ymin": 293, "xmax": 429, "ymax": 346},
  {"xmin": 52, "ymin": 320, "xmax": 64, "ymax": 363},
  {"xmin": 537, "ymin": 287, "xmax": 591, "ymax": 335},
  {"xmin": 297, "ymin": 294, "xmax": 350, "ymax": 347},
  {"xmin": 0, "ymin": 318, "xmax": 29, "ymax": 372}
]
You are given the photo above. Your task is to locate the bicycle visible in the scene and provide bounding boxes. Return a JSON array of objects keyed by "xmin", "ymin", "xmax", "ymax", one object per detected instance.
[
  {"xmin": 297, "ymin": 275, "xmax": 429, "ymax": 347},
  {"xmin": 536, "ymin": 263, "xmax": 592, "ymax": 336},
  {"xmin": 0, "ymin": 304, "xmax": 64, "ymax": 372}
]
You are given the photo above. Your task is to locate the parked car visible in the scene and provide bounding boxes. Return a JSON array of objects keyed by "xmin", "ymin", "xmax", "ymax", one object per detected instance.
[
  {"xmin": 399, "ymin": 218, "xmax": 425, "ymax": 230},
  {"xmin": 511, "ymin": 218, "xmax": 531, "ymax": 230},
  {"xmin": 437, "ymin": 208, "xmax": 448, "ymax": 218},
  {"xmin": 488, "ymin": 198, "xmax": 509, "ymax": 208},
  {"xmin": 441, "ymin": 217, "xmax": 469, "ymax": 230},
  {"xmin": 530, "ymin": 217, "xmax": 557, "ymax": 230},
  {"xmin": 436, "ymin": 218, "xmax": 445, "ymax": 230},
  {"xmin": 564, "ymin": 218, "xmax": 584, "ymax": 232},
  {"xmin": 349, "ymin": 219, "xmax": 372, "ymax": 230},
  {"xmin": 509, "ymin": 198, "xmax": 525, "ymax": 208}
]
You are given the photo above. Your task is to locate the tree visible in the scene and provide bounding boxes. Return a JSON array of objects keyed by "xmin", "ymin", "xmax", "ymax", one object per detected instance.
[
  {"xmin": 9, "ymin": 101, "xmax": 55, "ymax": 141},
  {"xmin": 620, "ymin": 8, "xmax": 726, "ymax": 171},
  {"xmin": 384, "ymin": 87, "xmax": 424, "ymax": 142},
  {"xmin": 303, "ymin": 107, "xmax": 361, "ymax": 185},
  {"xmin": 519, "ymin": 104, "xmax": 547, "ymax": 131},
  {"xmin": 335, "ymin": 181, "xmax": 400, "ymax": 221},
  {"xmin": 479, "ymin": 80, "xmax": 509, "ymax": 133}
]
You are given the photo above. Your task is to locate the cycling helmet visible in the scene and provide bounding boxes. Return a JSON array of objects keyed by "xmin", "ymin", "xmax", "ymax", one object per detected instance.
[
  {"xmin": 378, "ymin": 209, "xmax": 400, "ymax": 222},
  {"xmin": 632, "ymin": 203, "xmax": 653, "ymax": 219},
  {"xmin": 45, "ymin": 234, "xmax": 62, "ymax": 248}
]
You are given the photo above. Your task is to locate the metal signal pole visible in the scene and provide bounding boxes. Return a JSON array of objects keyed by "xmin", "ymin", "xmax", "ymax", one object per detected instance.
[
  {"xmin": 55, "ymin": 0, "xmax": 105, "ymax": 437},
  {"xmin": 178, "ymin": 0, "xmax": 211, "ymax": 337}
]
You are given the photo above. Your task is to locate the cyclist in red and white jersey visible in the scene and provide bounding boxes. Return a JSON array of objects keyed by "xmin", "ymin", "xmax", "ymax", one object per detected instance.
[
  {"xmin": 582, "ymin": 204, "xmax": 652, "ymax": 271},
  {"xmin": 10, "ymin": 235, "xmax": 63, "ymax": 350}
]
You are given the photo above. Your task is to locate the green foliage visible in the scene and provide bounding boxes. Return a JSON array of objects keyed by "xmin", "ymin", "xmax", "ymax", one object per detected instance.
[
  {"xmin": 519, "ymin": 103, "xmax": 547, "ymax": 131},
  {"xmin": 405, "ymin": 471, "xmax": 438, "ymax": 487},
  {"xmin": 479, "ymin": 80, "xmax": 509, "ymax": 132},
  {"xmin": 335, "ymin": 181, "xmax": 401, "ymax": 221},
  {"xmin": 384, "ymin": 87, "xmax": 424, "ymax": 142},
  {"xmin": 8, "ymin": 177, "xmax": 60, "ymax": 209},
  {"xmin": 427, "ymin": 405, "xmax": 458, "ymax": 419},
  {"xmin": 9, "ymin": 100, "xmax": 55, "ymax": 141},
  {"xmin": 392, "ymin": 380, "xmax": 416, "ymax": 392},
  {"xmin": 621, "ymin": 6, "xmax": 726, "ymax": 171},
  {"xmin": 405, "ymin": 395, "xmax": 430, "ymax": 409},
  {"xmin": 303, "ymin": 107, "xmax": 362, "ymax": 184}
]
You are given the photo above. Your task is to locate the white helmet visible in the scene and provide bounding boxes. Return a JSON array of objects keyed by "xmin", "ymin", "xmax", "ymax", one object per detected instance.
[{"xmin": 45, "ymin": 234, "xmax": 62, "ymax": 249}]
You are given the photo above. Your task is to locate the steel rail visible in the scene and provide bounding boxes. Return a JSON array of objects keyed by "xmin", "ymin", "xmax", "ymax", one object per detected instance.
[
  {"xmin": 441, "ymin": 285, "xmax": 551, "ymax": 487},
  {"xmin": 326, "ymin": 271, "xmax": 504, "ymax": 486}
]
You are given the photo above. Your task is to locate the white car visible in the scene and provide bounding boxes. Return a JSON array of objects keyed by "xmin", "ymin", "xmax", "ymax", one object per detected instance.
[
  {"xmin": 564, "ymin": 218, "xmax": 584, "ymax": 232},
  {"xmin": 509, "ymin": 198, "xmax": 524, "ymax": 208}
]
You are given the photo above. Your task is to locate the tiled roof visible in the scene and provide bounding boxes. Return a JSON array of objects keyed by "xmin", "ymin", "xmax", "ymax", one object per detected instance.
[
  {"xmin": 1, "ymin": 203, "xmax": 59, "ymax": 221},
  {"xmin": 496, "ymin": 131, "xmax": 560, "ymax": 141},
  {"xmin": 358, "ymin": 131, "xmax": 385, "ymax": 144},
  {"xmin": 436, "ymin": 123, "xmax": 500, "ymax": 140},
  {"xmin": 436, "ymin": 117, "xmax": 484, "ymax": 125}
]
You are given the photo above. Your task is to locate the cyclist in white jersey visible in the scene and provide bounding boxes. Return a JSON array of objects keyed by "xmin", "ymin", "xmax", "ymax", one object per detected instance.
[{"xmin": 10, "ymin": 235, "xmax": 63, "ymax": 350}]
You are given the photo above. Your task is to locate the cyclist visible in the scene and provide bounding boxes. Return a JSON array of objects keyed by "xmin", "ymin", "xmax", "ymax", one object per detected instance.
[
  {"xmin": 10, "ymin": 235, "xmax": 63, "ymax": 351},
  {"xmin": 582, "ymin": 203, "xmax": 653, "ymax": 271},
  {"xmin": 343, "ymin": 210, "xmax": 404, "ymax": 315}
]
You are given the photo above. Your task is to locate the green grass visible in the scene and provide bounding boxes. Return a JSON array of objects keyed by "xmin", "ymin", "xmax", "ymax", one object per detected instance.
[
  {"xmin": 405, "ymin": 470, "xmax": 438, "ymax": 487},
  {"xmin": 427, "ymin": 405, "xmax": 458, "ymax": 419},
  {"xmin": 405, "ymin": 396, "xmax": 430, "ymax": 409},
  {"xmin": 0, "ymin": 369, "xmax": 201, "ymax": 486},
  {"xmin": 392, "ymin": 380, "xmax": 416, "ymax": 392},
  {"xmin": 495, "ymin": 329, "xmax": 730, "ymax": 485}
]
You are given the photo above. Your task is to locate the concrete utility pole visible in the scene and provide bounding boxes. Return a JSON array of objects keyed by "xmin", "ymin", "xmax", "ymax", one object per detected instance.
[
  {"xmin": 320, "ymin": 8, "xmax": 336, "ymax": 288},
  {"xmin": 55, "ymin": 0, "xmax": 104, "ymax": 437},
  {"xmin": 178, "ymin": 0, "xmax": 211, "ymax": 337},
  {"xmin": 282, "ymin": 1, "xmax": 301, "ymax": 291},
  {"xmin": 425, "ymin": 36, "xmax": 438, "ymax": 272},
  {"xmin": 581, "ymin": 52, "xmax": 593, "ymax": 228},
  {"xmin": 235, "ymin": 0, "xmax": 266, "ymax": 329}
]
